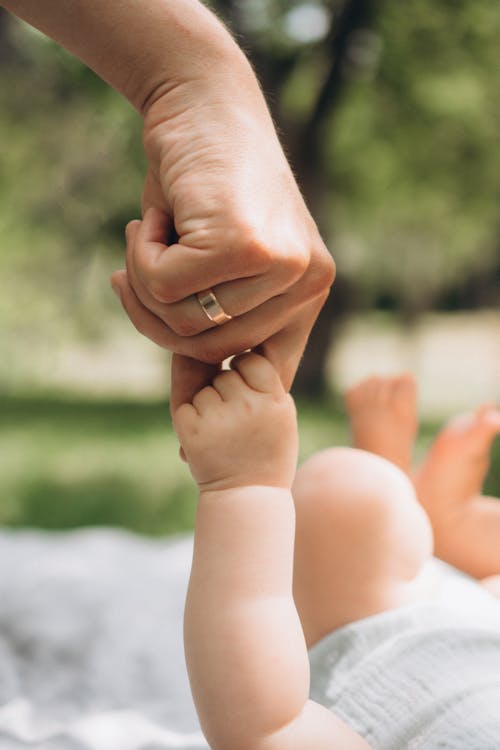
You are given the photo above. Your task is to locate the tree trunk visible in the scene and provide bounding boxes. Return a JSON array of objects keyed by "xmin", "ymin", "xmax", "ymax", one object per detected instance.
[{"xmin": 291, "ymin": 0, "xmax": 379, "ymax": 397}]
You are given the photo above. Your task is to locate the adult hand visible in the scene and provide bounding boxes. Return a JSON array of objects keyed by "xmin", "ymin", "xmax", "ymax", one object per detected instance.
[
  {"xmin": 111, "ymin": 57, "xmax": 335, "ymax": 407},
  {"xmin": 2, "ymin": 0, "xmax": 334, "ymax": 403}
]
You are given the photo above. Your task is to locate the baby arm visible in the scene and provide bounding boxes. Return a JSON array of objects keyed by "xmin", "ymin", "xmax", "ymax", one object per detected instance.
[{"xmin": 173, "ymin": 353, "xmax": 370, "ymax": 750}]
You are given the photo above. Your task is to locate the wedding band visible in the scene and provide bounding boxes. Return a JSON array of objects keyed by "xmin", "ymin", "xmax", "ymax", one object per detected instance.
[{"xmin": 196, "ymin": 288, "xmax": 232, "ymax": 325}]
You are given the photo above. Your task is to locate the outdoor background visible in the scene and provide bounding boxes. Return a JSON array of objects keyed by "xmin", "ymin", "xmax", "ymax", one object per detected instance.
[{"xmin": 1, "ymin": 0, "xmax": 499, "ymax": 534}]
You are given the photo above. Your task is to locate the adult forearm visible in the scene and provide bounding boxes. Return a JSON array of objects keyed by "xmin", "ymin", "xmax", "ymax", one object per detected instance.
[
  {"xmin": 0, "ymin": 0, "xmax": 243, "ymax": 111},
  {"xmin": 184, "ymin": 486, "xmax": 310, "ymax": 750}
]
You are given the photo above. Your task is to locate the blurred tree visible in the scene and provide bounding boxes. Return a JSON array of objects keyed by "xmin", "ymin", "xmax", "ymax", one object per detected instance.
[
  {"xmin": 330, "ymin": 0, "xmax": 500, "ymax": 318},
  {"xmin": 0, "ymin": 14, "xmax": 145, "ymax": 350},
  {"xmin": 212, "ymin": 0, "xmax": 500, "ymax": 395}
]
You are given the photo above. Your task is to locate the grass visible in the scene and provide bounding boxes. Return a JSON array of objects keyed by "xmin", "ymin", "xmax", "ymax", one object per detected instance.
[
  {"xmin": 1, "ymin": 394, "xmax": 193, "ymax": 535},
  {"xmin": 1, "ymin": 393, "xmax": 499, "ymax": 535}
]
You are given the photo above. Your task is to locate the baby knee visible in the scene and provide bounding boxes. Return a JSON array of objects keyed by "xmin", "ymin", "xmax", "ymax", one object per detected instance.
[{"xmin": 293, "ymin": 447, "xmax": 433, "ymax": 583}]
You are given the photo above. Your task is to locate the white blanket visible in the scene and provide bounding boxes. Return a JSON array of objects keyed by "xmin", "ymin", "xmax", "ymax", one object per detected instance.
[
  {"xmin": 4, "ymin": 530, "xmax": 497, "ymax": 750},
  {"xmin": 0, "ymin": 529, "xmax": 207, "ymax": 750}
]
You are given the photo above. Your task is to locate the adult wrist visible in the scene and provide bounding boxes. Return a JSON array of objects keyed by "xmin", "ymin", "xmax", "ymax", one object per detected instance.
[
  {"xmin": 141, "ymin": 41, "xmax": 274, "ymax": 170},
  {"xmin": 139, "ymin": 9, "xmax": 249, "ymax": 117}
]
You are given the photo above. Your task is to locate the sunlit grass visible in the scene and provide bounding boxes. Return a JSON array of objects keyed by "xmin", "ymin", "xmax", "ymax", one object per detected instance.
[
  {"xmin": 1, "ymin": 393, "xmax": 499, "ymax": 535},
  {"xmin": 0, "ymin": 395, "xmax": 195, "ymax": 534}
]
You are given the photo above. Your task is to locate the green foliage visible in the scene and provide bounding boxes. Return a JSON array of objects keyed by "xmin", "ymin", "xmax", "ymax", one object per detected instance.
[
  {"xmin": 329, "ymin": 0, "xmax": 500, "ymax": 310},
  {"xmin": 0, "ymin": 394, "xmax": 197, "ymax": 534},
  {"xmin": 2, "ymin": 392, "xmax": 498, "ymax": 533},
  {"xmin": 0, "ymin": 393, "xmax": 348, "ymax": 534},
  {"xmin": 0, "ymin": 19, "xmax": 145, "ymax": 343}
]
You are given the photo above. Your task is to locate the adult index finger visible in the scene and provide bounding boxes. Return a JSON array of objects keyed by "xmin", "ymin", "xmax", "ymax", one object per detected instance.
[{"xmin": 131, "ymin": 209, "xmax": 269, "ymax": 305}]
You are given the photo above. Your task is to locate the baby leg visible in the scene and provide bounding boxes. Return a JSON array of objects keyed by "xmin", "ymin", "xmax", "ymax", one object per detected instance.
[
  {"xmin": 413, "ymin": 405, "xmax": 500, "ymax": 579},
  {"xmin": 293, "ymin": 447, "xmax": 433, "ymax": 648},
  {"xmin": 346, "ymin": 375, "xmax": 500, "ymax": 581},
  {"xmin": 345, "ymin": 373, "xmax": 418, "ymax": 473}
]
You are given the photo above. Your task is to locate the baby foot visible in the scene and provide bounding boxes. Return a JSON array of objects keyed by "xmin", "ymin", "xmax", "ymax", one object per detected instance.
[
  {"xmin": 345, "ymin": 373, "xmax": 418, "ymax": 473},
  {"xmin": 413, "ymin": 404, "xmax": 500, "ymax": 516}
]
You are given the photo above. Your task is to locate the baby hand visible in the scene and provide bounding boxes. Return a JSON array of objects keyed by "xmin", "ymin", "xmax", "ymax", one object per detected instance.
[{"xmin": 172, "ymin": 353, "xmax": 298, "ymax": 492}]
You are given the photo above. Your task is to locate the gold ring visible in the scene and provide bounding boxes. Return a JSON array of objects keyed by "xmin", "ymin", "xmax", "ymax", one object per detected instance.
[{"xmin": 197, "ymin": 288, "xmax": 232, "ymax": 325}]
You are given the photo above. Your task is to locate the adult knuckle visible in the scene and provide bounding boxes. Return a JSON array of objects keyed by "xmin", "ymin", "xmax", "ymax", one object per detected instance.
[
  {"xmin": 128, "ymin": 313, "xmax": 148, "ymax": 337},
  {"xmin": 194, "ymin": 340, "xmax": 230, "ymax": 364},
  {"xmin": 324, "ymin": 251, "xmax": 337, "ymax": 288},
  {"xmin": 250, "ymin": 241, "xmax": 274, "ymax": 273},
  {"xmin": 210, "ymin": 343, "xmax": 233, "ymax": 363},
  {"xmin": 149, "ymin": 280, "xmax": 178, "ymax": 305},
  {"xmin": 130, "ymin": 250, "xmax": 156, "ymax": 290},
  {"xmin": 317, "ymin": 245, "xmax": 337, "ymax": 288},
  {"xmin": 281, "ymin": 247, "xmax": 310, "ymax": 283},
  {"xmin": 168, "ymin": 316, "xmax": 201, "ymax": 337},
  {"xmin": 303, "ymin": 268, "xmax": 327, "ymax": 299},
  {"xmin": 304, "ymin": 249, "xmax": 336, "ymax": 298},
  {"xmin": 235, "ymin": 225, "xmax": 274, "ymax": 273}
]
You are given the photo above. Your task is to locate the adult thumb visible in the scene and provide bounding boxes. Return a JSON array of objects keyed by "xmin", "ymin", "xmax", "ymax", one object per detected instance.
[{"xmin": 170, "ymin": 353, "xmax": 220, "ymax": 414}]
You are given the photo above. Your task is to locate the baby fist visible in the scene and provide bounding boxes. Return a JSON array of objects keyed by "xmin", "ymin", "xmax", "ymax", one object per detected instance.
[{"xmin": 172, "ymin": 353, "xmax": 298, "ymax": 492}]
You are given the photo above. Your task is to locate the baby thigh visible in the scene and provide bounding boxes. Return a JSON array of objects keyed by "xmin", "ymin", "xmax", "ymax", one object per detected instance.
[{"xmin": 293, "ymin": 447, "xmax": 434, "ymax": 643}]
